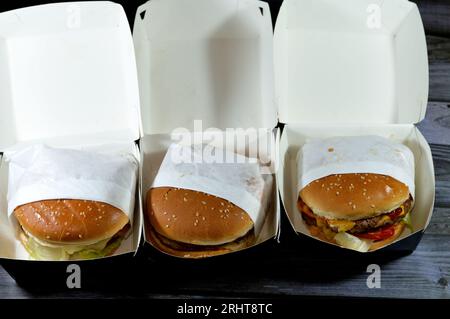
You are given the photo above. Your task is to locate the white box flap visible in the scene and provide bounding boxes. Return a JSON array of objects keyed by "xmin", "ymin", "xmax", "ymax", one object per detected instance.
[
  {"xmin": 0, "ymin": 2, "xmax": 141, "ymax": 150},
  {"xmin": 274, "ymin": 0, "xmax": 428, "ymax": 125},
  {"xmin": 134, "ymin": 0, "xmax": 276, "ymax": 134}
]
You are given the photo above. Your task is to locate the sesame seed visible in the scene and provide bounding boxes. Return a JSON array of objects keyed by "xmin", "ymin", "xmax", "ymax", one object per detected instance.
[
  {"xmin": 195, "ymin": 212, "xmax": 199, "ymax": 217},
  {"xmin": 336, "ymin": 191, "xmax": 340, "ymax": 195},
  {"xmin": 202, "ymin": 216, "xmax": 206, "ymax": 221},
  {"xmin": 321, "ymin": 184, "xmax": 325, "ymax": 188},
  {"xmin": 78, "ymin": 234, "xmax": 83, "ymax": 239},
  {"xmin": 352, "ymin": 204, "xmax": 357, "ymax": 209},
  {"xmin": 183, "ymin": 197, "xmax": 188, "ymax": 202},
  {"xmin": 201, "ymin": 201, "xmax": 206, "ymax": 205},
  {"xmin": 163, "ymin": 211, "xmax": 168, "ymax": 215},
  {"xmin": 172, "ymin": 214, "xmax": 176, "ymax": 218},
  {"xmin": 165, "ymin": 224, "xmax": 169, "ymax": 228},
  {"xmin": 370, "ymin": 204, "xmax": 375, "ymax": 208},
  {"xmin": 220, "ymin": 202, "xmax": 225, "ymax": 206}
]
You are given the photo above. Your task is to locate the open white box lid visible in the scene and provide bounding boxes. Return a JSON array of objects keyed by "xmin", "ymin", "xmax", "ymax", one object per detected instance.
[
  {"xmin": 0, "ymin": 1, "xmax": 141, "ymax": 151},
  {"xmin": 133, "ymin": 0, "xmax": 276, "ymax": 134},
  {"xmin": 274, "ymin": 0, "xmax": 429, "ymax": 125}
]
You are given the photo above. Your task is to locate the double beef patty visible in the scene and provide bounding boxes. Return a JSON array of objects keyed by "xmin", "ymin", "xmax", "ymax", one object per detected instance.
[{"xmin": 301, "ymin": 197, "xmax": 412, "ymax": 234}]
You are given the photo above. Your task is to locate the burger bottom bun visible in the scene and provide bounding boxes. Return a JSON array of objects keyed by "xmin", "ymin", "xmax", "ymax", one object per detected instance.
[
  {"xmin": 305, "ymin": 221, "xmax": 406, "ymax": 251},
  {"xmin": 147, "ymin": 226, "xmax": 255, "ymax": 259}
]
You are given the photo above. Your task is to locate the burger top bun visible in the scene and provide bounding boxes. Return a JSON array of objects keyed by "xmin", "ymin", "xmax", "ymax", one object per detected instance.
[
  {"xmin": 14, "ymin": 199, "xmax": 129, "ymax": 246},
  {"xmin": 299, "ymin": 173, "xmax": 410, "ymax": 221},
  {"xmin": 147, "ymin": 187, "xmax": 254, "ymax": 246}
]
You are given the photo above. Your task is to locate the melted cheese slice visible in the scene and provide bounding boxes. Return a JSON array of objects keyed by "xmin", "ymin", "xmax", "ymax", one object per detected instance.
[{"xmin": 327, "ymin": 219, "xmax": 356, "ymax": 232}]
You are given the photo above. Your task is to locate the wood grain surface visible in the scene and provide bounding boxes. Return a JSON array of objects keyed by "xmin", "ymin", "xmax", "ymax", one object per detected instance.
[
  {"xmin": 414, "ymin": 0, "xmax": 450, "ymax": 37},
  {"xmin": 0, "ymin": 0, "xmax": 450, "ymax": 300}
]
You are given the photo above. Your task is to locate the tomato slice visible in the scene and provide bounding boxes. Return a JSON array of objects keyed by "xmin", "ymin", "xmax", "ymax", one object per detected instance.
[{"xmin": 355, "ymin": 224, "xmax": 396, "ymax": 241}]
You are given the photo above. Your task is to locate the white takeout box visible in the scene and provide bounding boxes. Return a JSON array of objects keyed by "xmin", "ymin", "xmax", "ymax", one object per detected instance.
[
  {"xmin": 133, "ymin": 0, "xmax": 280, "ymax": 258},
  {"xmin": 275, "ymin": 0, "xmax": 435, "ymax": 251},
  {"xmin": 0, "ymin": 1, "xmax": 142, "ymax": 261}
]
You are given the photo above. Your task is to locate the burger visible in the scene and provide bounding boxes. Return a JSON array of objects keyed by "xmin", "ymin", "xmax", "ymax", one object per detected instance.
[
  {"xmin": 146, "ymin": 187, "xmax": 255, "ymax": 258},
  {"xmin": 14, "ymin": 199, "xmax": 130, "ymax": 260},
  {"xmin": 298, "ymin": 173, "xmax": 413, "ymax": 251}
]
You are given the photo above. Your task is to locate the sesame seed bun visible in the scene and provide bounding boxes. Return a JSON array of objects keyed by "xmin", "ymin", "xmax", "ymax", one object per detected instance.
[
  {"xmin": 299, "ymin": 174, "xmax": 410, "ymax": 220},
  {"xmin": 146, "ymin": 187, "xmax": 254, "ymax": 247},
  {"xmin": 14, "ymin": 199, "xmax": 129, "ymax": 246},
  {"xmin": 305, "ymin": 220, "xmax": 405, "ymax": 251}
]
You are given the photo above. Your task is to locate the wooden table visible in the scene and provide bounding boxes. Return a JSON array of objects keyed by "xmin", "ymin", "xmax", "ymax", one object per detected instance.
[{"xmin": 0, "ymin": 0, "xmax": 449, "ymax": 299}]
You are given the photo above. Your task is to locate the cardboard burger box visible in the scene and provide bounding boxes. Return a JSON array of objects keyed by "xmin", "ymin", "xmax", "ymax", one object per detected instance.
[
  {"xmin": 133, "ymin": 0, "xmax": 281, "ymax": 265},
  {"xmin": 0, "ymin": 2, "xmax": 143, "ymax": 286},
  {"xmin": 0, "ymin": 0, "xmax": 436, "ymax": 289},
  {"xmin": 275, "ymin": 0, "xmax": 435, "ymax": 253}
]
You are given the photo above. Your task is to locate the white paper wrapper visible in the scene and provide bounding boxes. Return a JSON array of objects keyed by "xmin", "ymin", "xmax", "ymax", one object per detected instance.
[
  {"xmin": 6, "ymin": 145, "xmax": 138, "ymax": 220},
  {"xmin": 152, "ymin": 143, "xmax": 272, "ymax": 235},
  {"xmin": 297, "ymin": 136, "xmax": 415, "ymax": 198}
]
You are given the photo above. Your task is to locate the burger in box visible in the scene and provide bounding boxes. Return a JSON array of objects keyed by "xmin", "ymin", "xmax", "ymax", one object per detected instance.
[
  {"xmin": 297, "ymin": 136, "xmax": 415, "ymax": 252},
  {"xmin": 6, "ymin": 144, "xmax": 138, "ymax": 260},
  {"xmin": 146, "ymin": 143, "xmax": 273, "ymax": 258}
]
